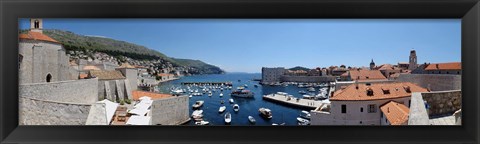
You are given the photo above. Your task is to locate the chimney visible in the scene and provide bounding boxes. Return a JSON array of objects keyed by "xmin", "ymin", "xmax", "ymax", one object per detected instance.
[
  {"xmin": 355, "ymin": 80, "xmax": 359, "ymax": 89},
  {"xmin": 436, "ymin": 64, "xmax": 439, "ymax": 69},
  {"xmin": 387, "ymin": 107, "xmax": 390, "ymax": 113}
]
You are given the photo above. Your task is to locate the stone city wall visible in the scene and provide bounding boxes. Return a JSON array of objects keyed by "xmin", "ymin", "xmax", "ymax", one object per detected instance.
[
  {"xmin": 20, "ymin": 78, "xmax": 99, "ymax": 104},
  {"xmin": 19, "ymin": 97, "xmax": 91, "ymax": 125},
  {"xmin": 396, "ymin": 74, "xmax": 461, "ymax": 91},
  {"xmin": 421, "ymin": 90, "xmax": 462, "ymax": 116},
  {"xmin": 151, "ymin": 96, "xmax": 190, "ymax": 125},
  {"xmin": 280, "ymin": 75, "xmax": 336, "ymax": 83}
]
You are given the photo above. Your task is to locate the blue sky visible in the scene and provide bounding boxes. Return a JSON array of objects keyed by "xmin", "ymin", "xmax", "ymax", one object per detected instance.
[{"xmin": 20, "ymin": 19, "xmax": 461, "ymax": 73}]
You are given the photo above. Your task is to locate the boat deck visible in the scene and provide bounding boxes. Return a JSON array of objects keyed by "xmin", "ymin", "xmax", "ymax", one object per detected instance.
[{"xmin": 262, "ymin": 94, "xmax": 323, "ymax": 110}]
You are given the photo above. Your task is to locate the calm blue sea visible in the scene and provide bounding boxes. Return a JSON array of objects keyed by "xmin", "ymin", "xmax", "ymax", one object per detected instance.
[{"xmin": 157, "ymin": 73, "xmax": 321, "ymax": 126}]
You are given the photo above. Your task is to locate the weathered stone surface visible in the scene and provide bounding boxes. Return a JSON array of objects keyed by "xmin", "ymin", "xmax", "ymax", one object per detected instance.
[
  {"xmin": 396, "ymin": 74, "xmax": 461, "ymax": 91},
  {"xmin": 85, "ymin": 103, "xmax": 108, "ymax": 125},
  {"xmin": 19, "ymin": 97, "xmax": 91, "ymax": 125},
  {"xmin": 115, "ymin": 80, "xmax": 124, "ymax": 101},
  {"xmin": 20, "ymin": 78, "xmax": 98, "ymax": 104},
  {"xmin": 408, "ymin": 93, "xmax": 430, "ymax": 125},
  {"xmin": 151, "ymin": 96, "xmax": 189, "ymax": 125},
  {"xmin": 422, "ymin": 90, "xmax": 462, "ymax": 116}
]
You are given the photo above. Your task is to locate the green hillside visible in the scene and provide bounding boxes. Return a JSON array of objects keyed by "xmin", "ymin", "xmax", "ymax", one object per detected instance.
[{"xmin": 23, "ymin": 29, "xmax": 224, "ymax": 74}]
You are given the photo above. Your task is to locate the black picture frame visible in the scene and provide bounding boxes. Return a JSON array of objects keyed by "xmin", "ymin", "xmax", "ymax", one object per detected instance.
[{"xmin": 1, "ymin": 0, "xmax": 479, "ymax": 144}]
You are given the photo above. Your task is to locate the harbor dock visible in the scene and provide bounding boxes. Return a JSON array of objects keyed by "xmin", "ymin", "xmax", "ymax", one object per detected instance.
[
  {"xmin": 181, "ymin": 82, "xmax": 233, "ymax": 86},
  {"xmin": 262, "ymin": 94, "xmax": 323, "ymax": 110}
]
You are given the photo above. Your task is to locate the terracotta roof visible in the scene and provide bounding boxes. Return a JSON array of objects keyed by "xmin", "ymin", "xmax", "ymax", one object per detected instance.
[
  {"xmin": 19, "ymin": 31, "xmax": 60, "ymax": 43},
  {"xmin": 83, "ymin": 65, "xmax": 101, "ymax": 71},
  {"xmin": 157, "ymin": 73, "xmax": 174, "ymax": 77},
  {"xmin": 79, "ymin": 73, "xmax": 88, "ymax": 79},
  {"xmin": 347, "ymin": 70, "xmax": 387, "ymax": 81},
  {"xmin": 132, "ymin": 90, "xmax": 173, "ymax": 101},
  {"xmin": 330, "ymin": 82, "xmax": 429, "ymax": 101},
  {"xmin": 89, "ymin": 70, "xmax": 125, "ymax": 80},
  {"xmin": 377, "ymin": 64, "xmax": 400, "ymax": 71},
  {"xmin": 118, "ymin": 63, "xmax": 136, "ymax": 69},
  {"xmin": 424, "ymin": 62, "xmax": 461, "ymax": 71},
  {"xmin": 380, "ymin": 101, "xmax": 410, "ymax": 125}
]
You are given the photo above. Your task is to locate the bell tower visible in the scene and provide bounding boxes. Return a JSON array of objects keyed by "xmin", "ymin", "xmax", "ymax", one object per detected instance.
[
  {"xmin": 370, "ymin": 59, "xmax": 375, "ymax": 70},
  {"xmin": 30, "ymin": 18, "xmax": 43, "ymax": 33},
  {"xmin": 408, "ymin": 49, "xmax": 417, "ymax": 70}
]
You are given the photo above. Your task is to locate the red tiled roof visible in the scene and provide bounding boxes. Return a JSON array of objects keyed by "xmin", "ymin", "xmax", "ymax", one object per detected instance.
[
  {"xmin": 79, "ymin": 73, "xmax": 88, "ymax": 79},
  {"xmin": 157, "ymin": 73, "xmax": 174, "ymax": 77},
  {"xmin": 132, "ymin": 90, "xmax": 173, "ymax": 101},
  {"xmin": 19, "ymin": 31, "xmax": 60, "ymax": 43},
  {"xmin": 330, "ymin": 82, "xmax": 429, "ymax": 101},
  {"xmin": 377, "ymin": 64, "xmax": 400, "ymax": 71},
  {"xmin": 380, "ymin": 101, "xmax": 410, "ymax": 125},
  {"xmin": 424, "ymin": 62, "xmax": 461, "ymax": 71},
  {"xmin": 346, "ymin": 70, "xmax": 387, "ymax": 81}
]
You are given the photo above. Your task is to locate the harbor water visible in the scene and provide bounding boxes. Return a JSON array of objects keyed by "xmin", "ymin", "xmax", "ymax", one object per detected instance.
[{"xmin": 157, "ymin": 73, "xmax": 328, "ymax": 126}]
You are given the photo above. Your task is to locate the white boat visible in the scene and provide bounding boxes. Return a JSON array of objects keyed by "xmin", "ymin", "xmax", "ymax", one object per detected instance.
[
  {"xmin": 233, "ymin": 104, "xmax": 240, "ymax": 112},
  {"xmin": 192, "ymin": 100, "xmax": 204, "ymax": 109},
  {"xmin": 229, "ymin": 98, "xmax": 234, "ymax": 104},
  {"xmin": 248, "ymin": 116, "xmax": 256, "ymax": 124},
  {"xmin": 259, "ymin": 108, "xmax": 273, "ymax": 119},
  {"xmin": 303, "ymin": 95, "xmax": 314, "ymax": 100},
  {"xmin": 195, "ymin": 120, "xmax": 209, "ymax": 125},
  {"xmin": 298, "ymin": 90, "xmax": 307, "ymax": 94},
  {"xmin": 307, "ymin": 87, "xmax": 316, "ymax": 92},
  {"xmin": 219, "ymin": 93, "xmax": 224, "ymax": 97},
  {"xmin": 224, "ymin": 112, "xmax": 232, "ymax": 124},
  {"xmin": 218, "ymin": 106, "xmax": 226, "ymax": 113},
  {"xmin": 244, "ymin": 84, "xmax": 248, "ymax": 87},
  {"xmin": 297, "ymin": 117, "xmax": 310, "ymax": 125},
  {"xmin": 191, "ymin": 110, "xmax": 203, "ymax": 119},
  {"xmin": 300, "ymin": 110, "xmax": 311, "ymax": 119},
  {"xmin": 189, "ymin": 95, "xmax": 192, "ymax": 98}
]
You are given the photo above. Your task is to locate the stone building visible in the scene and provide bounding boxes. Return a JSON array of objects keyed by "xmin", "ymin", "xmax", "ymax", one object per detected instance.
[
  {"xmin": 116, "ymin": 63, "xmax": 138, "ymax": 91},
  {"xmin": 19, "ymin": 18, "xmax": 75, "ymax": 84},
  {"xmin": 310, "ymin": 82, "xmax": 429, "ymax": 125},
  {"xmin": 423, "ymin": 62, "xmax": 461, "ymax": 75},
  {"xmin": 88, "ymin": 70, "xmax": 132, "ymax": 102},
  {"xmin": 19, "ymin": 19, "xmax": 99, "ymax": 125},
  {"xmin": 261, "ymin": 67, "xmax": 286, "ymax": 84},
  {"xmin": 408, "ymin": 49, "xmax": 418, "ymax": 70}
]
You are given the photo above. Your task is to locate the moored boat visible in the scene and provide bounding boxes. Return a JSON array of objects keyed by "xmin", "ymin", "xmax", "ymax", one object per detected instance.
[
  {"xmin": 300, "ymin": 110, "xmax": 311, "ymax": 119},
  {"xmin": 191, "ymin": 110, "xmax": 203, "ymax": 119},
  {"xmin": 195, "ymin": 120, "xmax": 209, "ymax": 125},
  {"xmin": 259, "ymin": 108, "xmax": 273, "ymax": 119},
  {"xmin": 230, "ymin": 89, "xmax": 254, "ymax": 98},
  {"xmin": 229, "ymin": 98, "xmax": 234, "ymax": 104},
  {"xmin": 248, "ymin": 116, "xmax": 256, "ymax": 124},
  {"xmin": 224, "ymin": 112, "xmax": 232, "ymax": 124},
  {"xmin": 219, "ymin": 106, "xmax": 226, "ymax": 113},
  {"xmin": 297, "ymin": 117, "xmax": 310, "ymax": 125},
  {"xmin": 233, "ymin": 104, "xmax": 240, "ymax": 112},
  {"xmin": 192, "ymin": 100, "xmax": 204, "ymax": 109}
]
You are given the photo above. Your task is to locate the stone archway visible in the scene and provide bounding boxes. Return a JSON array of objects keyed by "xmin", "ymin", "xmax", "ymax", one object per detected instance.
[{"xmin": 46, "ymin": 74, "xmax": 52, "ymax": 82}]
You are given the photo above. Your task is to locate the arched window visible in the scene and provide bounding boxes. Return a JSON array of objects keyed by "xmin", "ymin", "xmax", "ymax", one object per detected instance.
[
  {"xmin": 34, "ymin": 20, "xmax": 40, "ymax": 29},
  {"xmin": 46, "ymin": 74, "xmax": 52, "ymax": 82},
  {"xmin": 360, "ymin": 107, "xmax": 363, "ymax": 112}
]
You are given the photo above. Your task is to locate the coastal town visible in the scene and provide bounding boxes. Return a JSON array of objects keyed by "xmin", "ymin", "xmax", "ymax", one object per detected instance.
[{"xmin": 19, "ymin": 19, "xmax": 461, "ymax": 126}]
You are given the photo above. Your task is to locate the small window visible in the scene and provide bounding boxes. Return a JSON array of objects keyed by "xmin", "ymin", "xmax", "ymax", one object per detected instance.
[
  {"xmin": 360, "ymin": 107, "xmax": 363, "ymax": 112},
  {"xmin": 366, "ymin": 88, "xmax": 374, "ymax": 96},
  {"xmin": 46, "ymin": 74, "xmax": 52, "ymax": 83},
  {"xmin": 368, "ymin": 104, "xmax": 376, "ymax": 113},
  {"xmin": 341, "ymin": 105, "xmax": 347, "ymax": 113}
]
